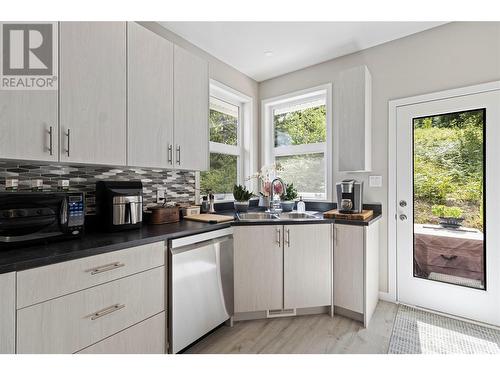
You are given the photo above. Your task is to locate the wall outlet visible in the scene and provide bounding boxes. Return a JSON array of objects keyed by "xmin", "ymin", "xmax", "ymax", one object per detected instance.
[
  {"xmin": 156, "ymin": 188, "xmax": 165, "ymax": 203},
  {"xmin": 369, "ymin": 175, "xmax": 382, "ymax": 188}
]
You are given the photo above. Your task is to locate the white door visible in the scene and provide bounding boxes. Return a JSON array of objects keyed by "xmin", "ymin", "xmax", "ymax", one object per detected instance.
[{"xmin": 396, "ymin": 87, "xmax": 500, "ymax": 325}]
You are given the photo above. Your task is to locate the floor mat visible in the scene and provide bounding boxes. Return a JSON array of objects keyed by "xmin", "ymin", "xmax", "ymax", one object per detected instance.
[{"xmin": 388, "ymin": 304, "xmax": 500, "ymax": 354}]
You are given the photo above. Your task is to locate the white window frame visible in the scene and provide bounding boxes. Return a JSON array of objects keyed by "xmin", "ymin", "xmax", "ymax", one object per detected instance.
[
  {"xmin": 261, "ymin": 84, "xmax": 333, "ymax": 201},
  {"xmin": 197, "ymin": 80, "xmax": 253, "ymax": 202}
]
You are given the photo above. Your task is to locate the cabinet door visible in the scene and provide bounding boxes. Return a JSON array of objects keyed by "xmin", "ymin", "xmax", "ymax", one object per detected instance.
[
  {"xmin": 337, "ymin": 65, "xmax": 372, "ymax": 172},
  {"xmin": 0, "ymin": 272, "xmax": 15, "ymax": 354},
  {"xmin": 127, "ymin": 22, "xmax": 174, "ymax": 168},
  {"xmin": 0, "ymin": 91, "xmax": 58, "ymax": 161},
  {"xmin": 284, "ymin": 224, "xmax": 332, "ymax": 309},
  {"xmin": 59, "ymin": 22, "xmax": 126, "ymax": 165},
  {"xmin": 77, "ymin": 312, "xmax": 165, "ymax": 354},
  {"xmin": 173, "ymin": 45, "xmax": 209, "ymax": 171},
  {"xmin": 233, "ymin": 225, "xmax": 283, "ymax": 313},
  {"xmin": 333, "ymin": 224, "xmax": 364, "ymax": 313}
]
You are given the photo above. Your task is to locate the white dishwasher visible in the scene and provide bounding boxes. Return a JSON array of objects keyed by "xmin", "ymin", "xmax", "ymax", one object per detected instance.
[{"xmin": 168, "ymin": 227, "xmax": 234, "ymax": 353}]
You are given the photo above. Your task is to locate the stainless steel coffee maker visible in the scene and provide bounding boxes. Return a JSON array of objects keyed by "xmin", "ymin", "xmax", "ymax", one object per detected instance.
[
  {"xmin": 96, "ymin": 181, "xmax": 143, "ymax": 231},
  {"xmin": 336, "ymin": 179, "xmax": 363, "ymax": 213}
]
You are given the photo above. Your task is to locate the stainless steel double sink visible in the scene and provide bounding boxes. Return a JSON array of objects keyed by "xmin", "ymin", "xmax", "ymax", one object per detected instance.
[{"xmin": 235, "ymin": 211, "xmax": 322, "ymax": 222}]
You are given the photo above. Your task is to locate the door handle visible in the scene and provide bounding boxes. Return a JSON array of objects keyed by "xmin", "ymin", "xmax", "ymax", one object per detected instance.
[
  {"xmin": 66, "ymin": 129, "xmax": 71, "ymax": 157},
  {"xmin": 48, "ymin": 126, "xmax": 53, "ymax": 155},
  {"xmin": 168, "ymin": 144, "xmax": 173, "ymax": 164},
  {"xmin": 400, "ymin": 214, "xmax": 407, "ymax": 221}
]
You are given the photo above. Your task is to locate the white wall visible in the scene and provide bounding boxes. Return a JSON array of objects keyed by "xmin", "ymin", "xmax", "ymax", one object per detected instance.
[
  {"xmin": 140, "ymin": 22, "xmax": 260, "ymax": 183},
  {"xmin": 259, "ymin": 22, "xmax": 500, "ymax": 292}
]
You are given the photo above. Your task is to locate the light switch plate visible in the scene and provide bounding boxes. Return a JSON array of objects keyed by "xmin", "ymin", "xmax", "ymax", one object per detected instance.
[
  {"xmin": 369, "ymin": 175, "xmax": 382, "ymax": 187},
  {"xmin": 156, "ymin": 188, "xmax": 165, "ymax": 203}
]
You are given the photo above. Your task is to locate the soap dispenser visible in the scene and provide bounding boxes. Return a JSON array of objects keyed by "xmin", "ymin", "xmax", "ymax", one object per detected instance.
[{"xmin": 297, "ymin": 196, "xmax": 305, "ymax": 213}]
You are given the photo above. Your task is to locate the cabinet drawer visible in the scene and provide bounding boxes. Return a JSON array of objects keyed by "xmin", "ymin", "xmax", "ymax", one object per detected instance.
[
  {"xmin": 17, "ymin": 266, "xmax": 165, "ymax": 354},
  {"xmin": 77, "ymin": 312, "xmax": 166, "ymax": 354},
  {"xmin": 17, "ymin": 241, "xmax": 165, "ymax": 308}
]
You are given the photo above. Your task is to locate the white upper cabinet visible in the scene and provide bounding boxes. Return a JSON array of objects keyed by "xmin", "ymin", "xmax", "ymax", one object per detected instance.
[
  {"xmin": 173, "ymin": 45, "xmax": 209, "ymax": 171},
  {"xmin": 127, "ymin": 22, "xmax": 174, "ymax": 168},
  {"xmin": 336, "ymin": 65, "xmax": 372, "ymax": 172},
  {"xmin": 59, "ymin": 22, "xmax": 127, "ymax": 165},
  {"xmin": 0, "ymin": 91, "xmax": 58, "ymax": 161}
]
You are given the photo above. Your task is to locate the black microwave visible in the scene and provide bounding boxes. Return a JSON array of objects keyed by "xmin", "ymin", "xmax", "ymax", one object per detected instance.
[{"xmin": 0, "ymin": 191, "xmax": 85, "ymax": 248}]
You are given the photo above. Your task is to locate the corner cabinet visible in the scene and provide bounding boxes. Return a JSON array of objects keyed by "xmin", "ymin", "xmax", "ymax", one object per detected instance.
[
  {"xmin": 127, "ymin": 22, "xmax": 174, "ymax": 169},
  {"xmin": 0, "ymin": 272, "xmax": 15, "ymax": 354},
  {"xmin": 59, "ymin": 22, "xmax": 127, "ymax": 165},
  {"xmin": 336, "ymin": 65, "xmax": 372, "ymax": 172},
  {"xmin": 333, "ymin": 221, "xmax": 379, "ymax": 327},
  {"xmin": 234, "ymin": 224, "xmax": 333, "ymax": 314},
  {"xmin": 173, "ymin": 45, "xmax": 209, "ymax": 171}
]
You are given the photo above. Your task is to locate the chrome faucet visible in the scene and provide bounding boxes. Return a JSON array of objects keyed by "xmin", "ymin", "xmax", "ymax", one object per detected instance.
[{"xmin": 268, "ymin": 177, "xmax": 287, "ymax": 214}]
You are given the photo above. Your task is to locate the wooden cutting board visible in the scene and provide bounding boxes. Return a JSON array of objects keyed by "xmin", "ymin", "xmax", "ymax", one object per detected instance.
[
  {"xmin": 323, "ymin": 209, "xmax": 374, "ymax": 220},
  {"xmin": 183, "ymin": 213, "xmax": 234, "ymax": 223}
]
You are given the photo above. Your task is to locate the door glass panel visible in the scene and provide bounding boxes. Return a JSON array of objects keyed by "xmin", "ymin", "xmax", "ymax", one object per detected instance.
[{"xmin": 413, "ymin": 109, "xmax": 485, "ymax": 290}]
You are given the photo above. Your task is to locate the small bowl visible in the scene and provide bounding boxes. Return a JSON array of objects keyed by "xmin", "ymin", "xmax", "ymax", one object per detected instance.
[{"xmin": 281, "ymin": 201, "xmax": 295, "ymax": 212}]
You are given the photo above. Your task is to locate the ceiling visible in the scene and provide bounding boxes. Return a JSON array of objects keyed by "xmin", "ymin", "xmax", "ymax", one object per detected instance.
[{"xmin": 160, "ymin": 22, "xmax": 447, "ymax": 82}]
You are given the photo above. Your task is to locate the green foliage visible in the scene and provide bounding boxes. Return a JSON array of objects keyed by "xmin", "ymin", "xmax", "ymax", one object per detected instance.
[
  {"xmin": 233, "ymin": 184, "xmax": 253, "ymax": 202},
  {"xmin": 414, "ymin": 110, "xmax": 484, "ymax": 230},
  {"xmin": 281, "ymin": 183, "xmax": 298, "ymax": 201},
  {"xmin": 274, "ymin": 105, "xmax": 326, "ymax": 146},
  {"xmin": 200, "ymin": 153, "xmax": 237, "ymax": 195},
  {"xmin": 431, "ymin": 205, "xmax": 463, "ymax": 218},
  {"xmin": 209, "ymin": 109, "xmax": 237, "ymax": 145}
]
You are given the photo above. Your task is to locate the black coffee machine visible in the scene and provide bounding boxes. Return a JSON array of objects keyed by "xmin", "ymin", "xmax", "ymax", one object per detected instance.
[
  {"xmin": 96, "ymin": 181, "xmax": 143, "ymax": 231},
  {"xmin": 336, "ymin": 179, "xmax": 363, "ymax": 213}
]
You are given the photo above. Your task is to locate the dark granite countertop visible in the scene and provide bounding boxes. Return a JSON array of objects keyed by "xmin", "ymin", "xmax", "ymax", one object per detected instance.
[{"xmin": 0, "ymin": 204, "xmax": 381, "ymax": 274}]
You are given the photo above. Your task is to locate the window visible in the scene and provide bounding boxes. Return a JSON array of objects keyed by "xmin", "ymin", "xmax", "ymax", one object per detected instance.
[
  {"xmin": 200, "ymin": 82, "xmax": 252, "ymax": 201},
  {"xmin": 262, "ymin": 85, "xmax": 332, "ymax": 200}
]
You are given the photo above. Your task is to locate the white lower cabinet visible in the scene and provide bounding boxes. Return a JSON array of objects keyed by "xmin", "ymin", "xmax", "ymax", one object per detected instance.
[
  {"xmin": 17, "ymin": 266, "xmax": 165, "ymax": 354},
  {"xmin": 0, "ymin": 272, "xmax": 15, "ymax": 354},
  {"xmin": 78, "ymin": 312, "xmax": 166, "ymax": 354},
  {"xmin": 233, "ymin": 225, "xmax": 283, "ymax": 312},
  {"xmin": 333, "ymin": 221, "xmax": 380, "ymax": 327},
  {"xmin": 284, "ymin": 224, "xmax": 332, "ymax": 309},
  {"xmin": 234, "ymin": 224, "xmax": 333, "ymax": 314}
]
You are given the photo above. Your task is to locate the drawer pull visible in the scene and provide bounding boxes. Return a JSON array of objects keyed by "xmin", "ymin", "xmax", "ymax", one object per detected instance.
[
  {"xmin": 440, "ymin": 254, "xmax": 458, "ymax": 261},
  {"xmin": 89, "ymin": 303, "xmax": 125, "ymax": 321},
  {"xmin": 87, "ymin": 262, "xmax": 125, "ymax": 275}
]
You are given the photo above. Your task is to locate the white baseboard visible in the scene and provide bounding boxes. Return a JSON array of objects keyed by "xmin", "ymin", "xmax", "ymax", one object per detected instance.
[{"xmin": 379, "ymin": 291, "xmax": 397, "ymax": 303}]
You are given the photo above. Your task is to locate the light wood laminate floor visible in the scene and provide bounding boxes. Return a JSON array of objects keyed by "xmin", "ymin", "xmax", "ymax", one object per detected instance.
[{"xmin": 185, "ymin": 301, "xmax": 398, "ymax": 354}]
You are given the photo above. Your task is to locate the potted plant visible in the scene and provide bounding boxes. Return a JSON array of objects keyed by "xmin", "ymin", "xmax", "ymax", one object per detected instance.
[
  {"xmin": 280, "ymin": 183, "xmax": 298, "ymax": 212},
  {"xmin": 233, "ymin": 184, "xmax": 253, "ymax": 212},
  {"xmin": 431, "ymin": 205, "xmax": 464, "ymax": 229}
]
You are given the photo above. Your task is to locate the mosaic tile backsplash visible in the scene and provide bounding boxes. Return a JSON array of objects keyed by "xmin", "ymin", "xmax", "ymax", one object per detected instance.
[{"xmin": 0, "ymin": 160, "xmax": 196, "ymax": 214}]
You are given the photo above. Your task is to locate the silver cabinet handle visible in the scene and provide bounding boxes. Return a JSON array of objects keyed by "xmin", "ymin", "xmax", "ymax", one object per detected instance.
[
  {"xmin": 400, "ymin": 214, "xmax": 407, "ymax": 221},
  {"xmin": 66, "ymin": 129, "xmax": 70, "ymax": 157},
  {"xmin": 86, "ymin": 262, "xmax": 125, "ymax": 275},
  {"xmin": 89, "ymin": 304, "xmax": 125, "ymax": 321},
  {"xmin": 168, "ymin": 144, "xmax": 173, "ymax": 165},
  {"xmin": 285, "ymin": 228, "xmax": 290, "ymax": 247},
  {"xmin": 276, "ymin": 227, "xmax": 281, "ymax": 246},
  {"xmin": 48, "ymin": 126, "xmax": 53, "ymax": 155},
  {"xmin": 176, "ymin": 145, "xmax": 181, "ymax": 165}
]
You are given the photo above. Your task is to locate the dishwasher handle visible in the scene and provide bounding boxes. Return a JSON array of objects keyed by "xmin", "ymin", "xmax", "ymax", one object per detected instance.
[{"xmin": 170, "ymin": 235, "xmax": 233, "ymax": 255}]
